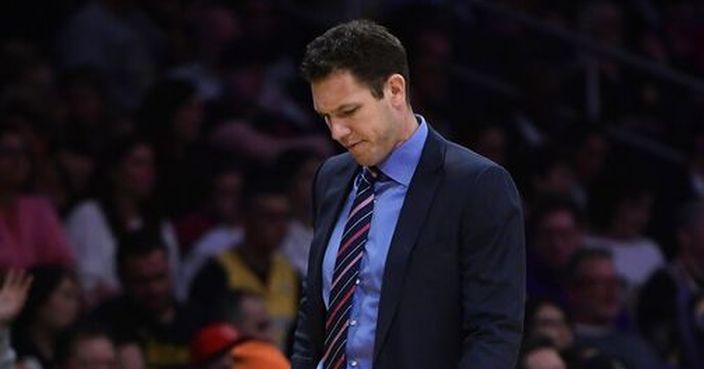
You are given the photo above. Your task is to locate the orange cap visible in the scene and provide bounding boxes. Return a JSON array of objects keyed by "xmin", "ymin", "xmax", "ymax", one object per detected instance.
[
  {"xmin": 231, "ymin": 341, "xmax": 290, "ymax": 369},
  {"xmin": 190, "ymin": 323, "xmax": 242, "ymax": 365}
]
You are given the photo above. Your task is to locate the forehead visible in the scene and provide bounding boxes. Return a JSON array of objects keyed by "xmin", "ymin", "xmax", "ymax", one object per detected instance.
[{"xmin": 311, "ymin": 70, "xmax": 373, "ymax": 113}]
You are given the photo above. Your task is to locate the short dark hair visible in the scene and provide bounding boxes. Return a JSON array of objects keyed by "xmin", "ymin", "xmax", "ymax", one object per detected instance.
[
  {"xmin": 300, "ymin": 19, "xmax": 410, "ymax": 100},
  {"xmin": 241, "ymin": 168, "xmax": 287, "ymax": 211},
  {"xmin": 116, "ymin": 229, "xmax": 166, "ymax": 280},
  {"xmin": 565, "ymin": 248, "xmax": 613, "ymax": 286}
]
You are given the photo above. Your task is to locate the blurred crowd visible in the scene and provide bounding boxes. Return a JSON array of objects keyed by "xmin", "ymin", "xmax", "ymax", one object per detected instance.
[{"xmin": 0, "ymin": 1, "xmax": 704, "ymax": 369}]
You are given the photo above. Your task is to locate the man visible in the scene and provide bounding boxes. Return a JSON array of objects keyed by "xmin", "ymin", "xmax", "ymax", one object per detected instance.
[
  {"xmin": 93, "ymin": 230, "xmax": 201, "ymax": 369},
  {"xmin": 565, "ymin": 249, "xmax": 661, "ymax": 369},
  {"xmin": 638, "ymin": 200, "xmax": 704, "ymax": 369},
  {"xmin": 527, "ymin": 196, "xmax": 585, "ymax": 305},
  {"xmin": 292, "ymin": 20, "xmax": 525, "ymax": 369},
  {"xmin": 190, "ymin": 174, "xmax": 299, "ymax": 349}
]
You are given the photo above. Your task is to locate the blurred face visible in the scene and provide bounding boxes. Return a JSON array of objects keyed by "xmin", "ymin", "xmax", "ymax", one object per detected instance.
[
  {"xmin": 569, "ymin": 257, "xmax": 622, "ymax": 325},
  {"xmin": 238, "ymin": 295, "xmax": 274, "ymax": 342},
  {"xmin": 0, "ymin": 132, "xmax": 31, "ymax": 191},
  {"xmin": 58, "ymin": 150, "xmax": 95, "ymax": 192},
  {"xmin": 212, "ymin": 171, "xmax": 243, "ymax": 223},
  {"xmin": 533, "ymin": 304, "xmax": 574, "ymax": 351},
  {"xmin": 122, "ymin": 249, "xmax": 172, "ymax": 315},
  {"xmin": 311, "ymin": 70, "xmax": 404, "ymax": 167},
  {"xmin": 245, "ymin": 194, "xmax": 290, "ymax": 252},
  {"xmin": 65, "ymin": 336, "xmax": 117, "ymax": 369},
  {"xmin": 575, "ymin": 134, "xmax": 608, "ymax": 180},
  {"xmin": 172, "ymin": 97, "xmax": 203, "ymax": 144},
  {"xmin": 114, "ymin": 144, "xmax": 155, "ymax": 198},
  {"xmin": 524, "ymin": 348, "xmax": 566, "ymax": 369},
  {"xmin": 537, "ymin": 164, "xmax": 575, "ymax": 196},
  {"xmin": 612, "ymin": 194, "xmax": 652, "ymax": 237},
  {"xmin": 38, "ymin": 277, "xmax": 81, "ymax": 331},
  {"xmin": 535, "ymin": 210, "xmax": 583, "ymax": 270}
]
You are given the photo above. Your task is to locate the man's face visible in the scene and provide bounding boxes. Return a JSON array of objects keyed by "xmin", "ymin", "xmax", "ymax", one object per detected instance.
[
  {"xmin": 246, "ymin": 194, "xmax": 290, "ymax": 252},
  {"xmin": 570, "ymin": 257, "xmax": 622, "ymax": 324},
  {"xmin": 535, "ymin": 210, "xmax": 583, "ymax": 270},
  {"xmin": 122, "ymin": 249, "xmax": 173, "ymax": 315},
  {"xmin": 65, "ymin": 336, "xmax": 117, "ymax": 369},
  {"xmin": 311, "ymin": 70, "xmax": 400, "ymax": 166}
]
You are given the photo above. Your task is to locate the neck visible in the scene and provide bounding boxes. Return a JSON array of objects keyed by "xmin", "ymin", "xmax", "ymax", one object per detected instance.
[
  {"xmin": 113, "ymin": 190, "xmax": 140, "ymax": 221},
  {"xmin": 393, "ymin": 110, "xmax": 419, "ymax": 149},
  {"xmin": 238, "ymin": 243, "xmax": 272, "ymax": 282}
]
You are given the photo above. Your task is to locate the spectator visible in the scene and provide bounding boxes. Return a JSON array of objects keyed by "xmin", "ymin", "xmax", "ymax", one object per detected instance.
[
  {"xmin": 65, "ymin": 136, "xmax": 179, "ymax": 306},
  {"xmin": 190, "ymin": 172, "xmax": 298, "ymax": 348},
  {"xmin": 0, "ymin": 123, "xmax": 75, "ymax": 270},
  {"xmin": 175, "ymin": 165, "xmax": 244, "ymax": 301},
  {"xmin": 638, "ymin": 200, "xmax": 704, "ymax": 369},
  {"xmin": 210, "ymin": 290, "xmax": 274, "ymax": 344},
  {"xmin": 12, "ymin": 266, "xmax": 81, "ymax": 369},
  {"xmin": 92, "ymin": 231, "xmax": 199, "ymax": 369},
  {"xmin": 587, "ymin": 177, "xmax": 665, "ymax": 300},
  {"xmin": 566, "ymin": 249, "xmax": 662, "ymax": 369},
  {"xmin": 527, "ymin": 196, "xmax": 585, "ymax": 305},
  {"xmin": 138, "ymin": 78, "xmax": 211, "ymax": 218}
]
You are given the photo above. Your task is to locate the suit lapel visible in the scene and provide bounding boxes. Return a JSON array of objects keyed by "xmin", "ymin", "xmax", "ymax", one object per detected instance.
[
  {"xmin": 373, "ymin": 128, "xmax": 445, "ymax": 361},
  {"xmin": 308, "ymin": 155, "xmax": 358, "ymax": 358}
]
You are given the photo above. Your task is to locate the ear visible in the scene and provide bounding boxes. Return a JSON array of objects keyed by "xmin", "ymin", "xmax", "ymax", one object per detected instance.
[{"xmin": 385, "ymin": 74, "xmax": 407, "ymax": 108}]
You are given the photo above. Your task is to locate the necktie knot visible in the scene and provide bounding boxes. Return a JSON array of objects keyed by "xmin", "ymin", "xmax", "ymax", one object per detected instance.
[{"xmin": 361, "ymin": 166, "xmax": 380, "ymax": 186}]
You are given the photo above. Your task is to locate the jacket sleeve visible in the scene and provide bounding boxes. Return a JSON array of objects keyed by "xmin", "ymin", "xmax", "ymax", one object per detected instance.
[{"xmin": 457, "ymin": 165, "xmax": 526, "ymax": 369}]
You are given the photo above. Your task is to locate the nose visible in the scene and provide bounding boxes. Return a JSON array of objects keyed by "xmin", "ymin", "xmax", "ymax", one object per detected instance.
[{"xmin": 329, "ymin": 119, "xmax": 351, "ymax": 142}]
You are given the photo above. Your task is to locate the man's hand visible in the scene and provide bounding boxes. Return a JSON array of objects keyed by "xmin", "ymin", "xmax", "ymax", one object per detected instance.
[{"xmin": 0, "ymin": 269, "xmax": 32, "ymax": 327}]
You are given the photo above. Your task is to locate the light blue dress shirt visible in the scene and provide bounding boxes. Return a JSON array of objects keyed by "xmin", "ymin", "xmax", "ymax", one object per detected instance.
[{"xmin": 317, "ymin": 116, "xmax": 428, "ymax": 369}]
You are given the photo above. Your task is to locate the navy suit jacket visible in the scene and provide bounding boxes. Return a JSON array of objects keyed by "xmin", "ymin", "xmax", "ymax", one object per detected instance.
[{"xmin": 292, "ymin": 127, "xmax": 525, "ymax": 369}]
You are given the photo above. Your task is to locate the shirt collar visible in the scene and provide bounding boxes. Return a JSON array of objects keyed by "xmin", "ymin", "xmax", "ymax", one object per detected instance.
[{"xmin": 376, "ymin": 114, "xmax": 428, "ymax": 187}]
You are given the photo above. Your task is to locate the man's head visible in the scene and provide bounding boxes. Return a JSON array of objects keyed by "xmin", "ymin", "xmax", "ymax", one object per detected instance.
[
  {"xmin": 301, "ymin": 20, "xmax": 417, "ymax": 166},
  {"xmin": 531, "ymin": 197, "xmax": 585, "ymax": 271},
  {"xmin": 242, "ymin": 171, "xmax": 290, "ymax": 254},
  {"xmin": 566, "ymin": 249, "xmax": 622, "ymax": 326},
  {"xmin": 117, "ymin": 231, "xmax": 173, "ymax": 315},
  {"xmin": 213, "ymin": 290, "xmax": 274, "ymax": 343},
  {"xmin": 56, "ymin": 324, "xmax": 117, "ymax": 369}
]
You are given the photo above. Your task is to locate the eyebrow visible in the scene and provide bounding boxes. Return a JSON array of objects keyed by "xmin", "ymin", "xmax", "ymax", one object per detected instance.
[{"xmin": 316, "ymin": 103, "xmax": 360, "ymax": 116}]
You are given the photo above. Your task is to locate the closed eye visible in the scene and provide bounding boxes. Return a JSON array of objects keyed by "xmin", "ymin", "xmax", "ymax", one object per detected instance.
[{"xmin": 340, "ymin": 106, "xmax": 359, "ymax": 117}]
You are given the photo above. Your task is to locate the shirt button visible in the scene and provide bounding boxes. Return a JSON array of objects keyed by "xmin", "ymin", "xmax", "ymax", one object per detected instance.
[
  {"xmin": 351, "ymin": 361, "xmax": 358, "ymax": 367},
  {"xmin": 350, "ymin": 319, "xmax": 357, "ymax": 326},
  {"xmin": 355, "ymin": 278, "xmax": 360, "ymax": 285}
]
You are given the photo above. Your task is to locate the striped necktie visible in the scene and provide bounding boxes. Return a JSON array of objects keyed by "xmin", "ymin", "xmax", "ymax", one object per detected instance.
[{"xmin": 323, "ymin": 166, "xmax": 379, "ymax": 369}]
